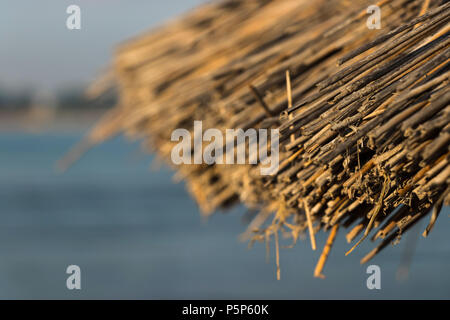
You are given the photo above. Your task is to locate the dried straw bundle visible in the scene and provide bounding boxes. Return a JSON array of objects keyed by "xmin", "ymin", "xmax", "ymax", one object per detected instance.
[{"xmin": 66, "ymin": 0, "xmax": 450, "ymax": 277}]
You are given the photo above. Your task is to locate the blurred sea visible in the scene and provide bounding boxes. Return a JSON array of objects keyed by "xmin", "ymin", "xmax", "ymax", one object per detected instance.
[{"xmin": 0, "ymin": 132, "xmax": 448, "ymax": 299}]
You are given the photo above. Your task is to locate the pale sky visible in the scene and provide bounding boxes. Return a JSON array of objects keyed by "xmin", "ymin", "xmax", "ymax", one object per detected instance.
[{"xmin": 1, "ymin": 0, "xmax": 205, "ymax": 92}]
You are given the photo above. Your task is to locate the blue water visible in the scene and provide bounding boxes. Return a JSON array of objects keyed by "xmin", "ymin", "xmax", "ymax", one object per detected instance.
[{"xmin": 0, "ymin": 132, "xmax": 448, "ymax": 299}]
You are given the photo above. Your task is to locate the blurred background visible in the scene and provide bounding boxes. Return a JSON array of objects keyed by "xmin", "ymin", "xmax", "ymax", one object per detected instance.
[{"xmin": 1, "ymin": 0, "xmax": 449, "ymax": 299}]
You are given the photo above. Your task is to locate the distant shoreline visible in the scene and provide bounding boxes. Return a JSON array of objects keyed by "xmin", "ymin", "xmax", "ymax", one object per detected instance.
[{"xmin": 0, "ymin": 109, "xmax": 107, "ymax": 133}]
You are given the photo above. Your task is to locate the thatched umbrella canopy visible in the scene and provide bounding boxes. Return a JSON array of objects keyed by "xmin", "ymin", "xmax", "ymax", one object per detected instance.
[{"xmin": 63, "ymin": 0, "xmax": 449, "ymax": 278}]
